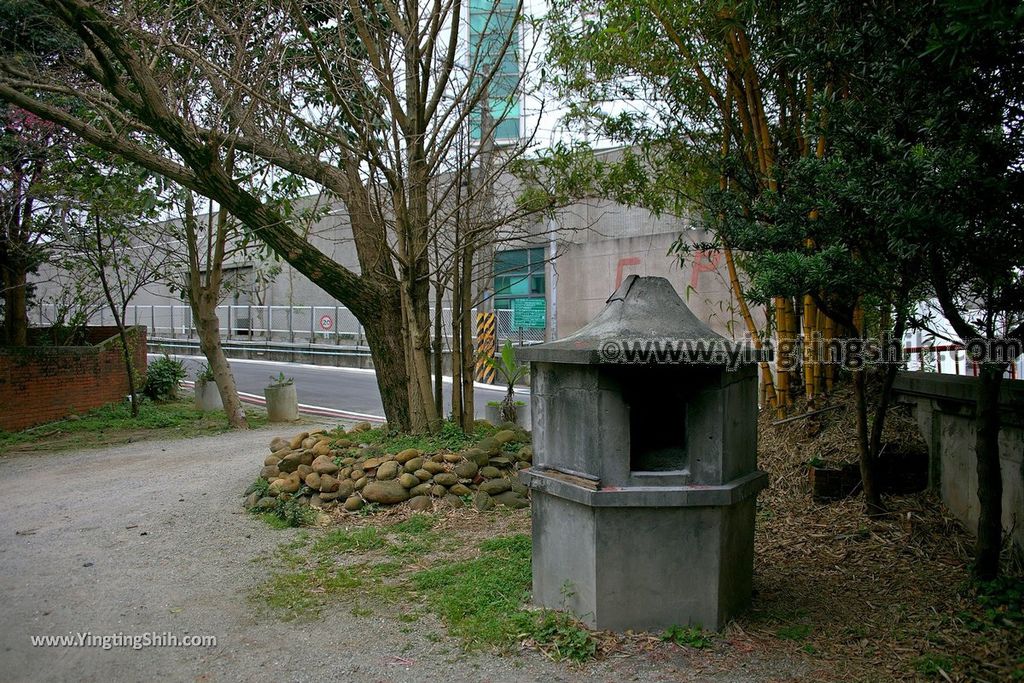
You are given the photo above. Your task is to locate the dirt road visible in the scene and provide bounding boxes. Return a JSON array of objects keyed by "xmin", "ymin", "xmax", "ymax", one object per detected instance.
[{"xmin": 0, "ymin": 427, "xmax": 796, "ymax": 682}]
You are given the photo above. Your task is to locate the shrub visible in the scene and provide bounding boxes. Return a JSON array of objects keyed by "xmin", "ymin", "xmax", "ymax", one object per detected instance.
[{"xmin": 143, "ymin": 355, "xmax": 187, "ymax": 400}]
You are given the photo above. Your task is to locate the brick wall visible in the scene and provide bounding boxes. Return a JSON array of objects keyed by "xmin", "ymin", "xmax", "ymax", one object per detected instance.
[{"xmin": 0, "ymin": 326, "xmax": 148, "ymax": 431}]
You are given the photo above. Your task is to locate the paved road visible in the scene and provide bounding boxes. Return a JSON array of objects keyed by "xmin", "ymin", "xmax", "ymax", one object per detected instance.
[{"xmin": 157, "ymin": 355, "xmax": 527, "ymax": 422}]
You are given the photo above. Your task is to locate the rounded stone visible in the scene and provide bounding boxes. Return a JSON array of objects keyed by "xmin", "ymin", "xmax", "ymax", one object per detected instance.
[
  {"xmin": 319, "ymin": 474, "xmax": 340, "ymax": 493},
  {"xmin": 479, "ymin": 479, "xmax": 512, "ymax": 496},
  {"xmin": 403, "ymin": 457, "xmax": 425, "ymax": 474},
  {"xmin": 376, "ymin": 461, "xmax": 400, "ymax": 481},
  {"xmin": 260, "ymin": 465, "xmax": 280, "ymax": 480},
  {"xmin": 443, "ymin": 494, "xmax": 464, "ymax": 508},
  {"xmin": 354, "ymin": 476, "xmax": 368, "ymax": 490},
  {"xmin": 350, "ymin": 469, "xmax": 365, "ymax": 481},
  {"xmin": 407, "ymin": 495, "xmax": 433, "ymax": 512},
  {"xmin": 449, "ymin": 483, "xmax": 472, "ymax": 497},
  {"xmin": 432, "ymin": 472, "xmax": 458, "ymax": 487},
  {"xmin": 453, "ymin": 461, "xmax": 478, "ymax": 479},
  {"xmin": 430, "ymin": 484, "xmax": 447, "ymax": 497},
  {"xmin": 422, "ymin": 461, "xmax": 445, "ymax": 475},
  {"xmin": 476, "ymin": 438, "xmax": 500, "ymax": 456},
  {"xmin": 304, "ymin": 472, "xmax": 322, "ymax": 489},
  {"xmin": 343, "ymin": 495, "xmax": 363, "ymax": 511},
  {"xmin": 312, "ymin": 455, "xmax": 339, "ymax": 475},
  {"xmin": 493, "ymin": 491, "xmax": 529, "ymax": 508},
  {"xmin": 398, "ymin": 473, "xmax": 420, "ymax": 489},
  {"xmin": 414, "ymin": 469, "xmax": 433, "ymax": 482},
  {"xmin": 410, "ymin": 483, "xmax": 432, "ymax": 497},
  {"xmin": 363, "ymin": 480, "xmax": 411, "ymax": 505},
  {"xmin": 442, "ymin": 453, "xmax": 462, "ymax": 463},
  {"xmin": 463, "ymin": 448, "xmax": 490, "ymax": 466},
  {"xmin": 395, "ymin": 448, "xmax": 422, "ymax": 464},
  {"xmin": 297, "ymin": 464, "xmax": 314, "ymax": 479},
  {"xmin": 336, "ymin": 480, "xmax": 356, "ymax": 499},
  {"xmin": 480, "ymin": 466, "xmax": 501, "ymax": 479},
  {"xmin": 473, "ymin": 491, "xmax": 495, "ymax": 511},
  {"xmin": 493, "ymin": 429, "xmax": 516, "ymax": 444},
  {"xmin": 264, "ymin": 454, "xmax": 282, "ymax": 466},
  {"xmin": 256, "ymin": 496, "xmax": 278, "ymax": 510}
]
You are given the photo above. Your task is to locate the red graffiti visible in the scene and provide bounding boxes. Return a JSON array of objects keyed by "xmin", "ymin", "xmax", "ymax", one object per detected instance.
[
  {"xmin": 690, "ymin": 250, "xmax": 722, "ymax": 289},
  {"xmin": 615, "ymin": 257, "xmax": 641, "ymax": 287}
]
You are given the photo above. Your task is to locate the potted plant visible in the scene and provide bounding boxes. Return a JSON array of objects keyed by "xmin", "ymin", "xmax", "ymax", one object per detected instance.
[
  {"xmin": 265, "ymin": 372, "xmax": 298, "ymax": 422},
  {"xmin": 194, "ymin": 363, "xmax": 223, "ymax": 411},
  {"xmin": 482, "ymin": 341, "xmax": 530, "ymax": 427}
]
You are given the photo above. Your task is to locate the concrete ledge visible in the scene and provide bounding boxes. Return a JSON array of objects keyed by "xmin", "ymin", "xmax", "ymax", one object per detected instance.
[
  {"xmin": 893, "ymin": 372, "xmax": 1024, "ymax": 409},
  {"xmin": 519, "ymin": 468, "xmax": 768, "ymax": 507}
]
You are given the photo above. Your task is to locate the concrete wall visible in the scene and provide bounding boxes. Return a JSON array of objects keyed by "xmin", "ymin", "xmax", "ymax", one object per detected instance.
[
  {"xmin": 893, "ymin": 372, "xmax": 1024, "ymax": 556},
  {"xmin": 29, "ymin": 192, "xmax": 755, "ymax": 344},
  {"xmin": 0, "ymin": 326, "xmax": 148, "ymax": 431},
  {"xmin": 551, "ymin": 199, "xmax": 754, "ymax": 339}
]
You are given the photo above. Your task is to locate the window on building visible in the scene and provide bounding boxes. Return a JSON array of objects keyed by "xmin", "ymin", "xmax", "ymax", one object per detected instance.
[
  {"xmin": 493, "ymin": 247, "xmax": 545, "ymax": 309},
  {"xmin": 493, "ymin": 248, "xmax": 546, "ymax": 342}
]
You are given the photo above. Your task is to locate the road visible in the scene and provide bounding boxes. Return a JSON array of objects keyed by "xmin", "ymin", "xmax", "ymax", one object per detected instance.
[{"xmin": 157, "ymin": 355, "xmax": 527, "ymax": 422}]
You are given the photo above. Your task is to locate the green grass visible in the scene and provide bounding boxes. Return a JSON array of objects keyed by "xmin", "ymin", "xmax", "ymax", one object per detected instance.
[
  {"xmin": 339, "ymin": 419, "xmax": 496, "ymax": 454},
  {"xmin": 913, "ymin": 653, "xmax": 955, "ymax": 676},
  {"xmin": 390, "ymin": 514, "xmax": 438, "ymax": 534},
  {"xmin": 776, "ymin": 624, "xmax": 813, "ymax": 641},
  {"xmin": 0, "ymin": 398, "xmax": 268, "ymax": 452},
  {"xmin": 312, "ymin": 526, "xmax": 387, "ymax": 555},
  {"xmin": 411, "ymin": 534, "xmax": 533, "ymax": 650},
  {"xmin": 661, "ymin": 624, "xmax": 713, "ymax": 649}
]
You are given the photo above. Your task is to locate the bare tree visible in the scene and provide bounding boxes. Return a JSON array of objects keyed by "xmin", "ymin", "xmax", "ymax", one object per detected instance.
[{"xmin": 0, "ymin": 0, "xmax": 565, "ymax": 433}]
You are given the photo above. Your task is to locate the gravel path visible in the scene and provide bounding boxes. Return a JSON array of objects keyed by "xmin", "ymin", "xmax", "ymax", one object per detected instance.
[{"xmin": 0, "ymin": 427, "xmax": 802, "ymax": 683}]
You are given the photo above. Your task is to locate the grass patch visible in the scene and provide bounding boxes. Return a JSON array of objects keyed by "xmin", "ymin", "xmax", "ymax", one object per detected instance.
[
  {"xmin": 390, "ymin": 514, "xmax": 437, "ymax": 534},
  {"xmin": 0, "ymin": 398, "xmax": 268, "ymax": 452},
  {"xmin": 312, "ymin": 526, "xmax": 387, "ymax": 555},
  {"xmin": 661, "ymin": 624, "xmax": 713, "ymax": 649},
  {"xmin": 255, "ymin": 512, "xmax": 293, "ymax": 530},
  {"xmin": 340, "ymin": 419, "xmax": 495, "ymax": 454},
  {"xmin": 913, "ymin": 653, "xmax": 955, "ymax": 676},
  {"xmin": 776, "ymin": 624, "xmax": 813, "ymax": 641},
  {"xmin": 411, "ymin": 534, "xmax": 533, "ymax": 650}
]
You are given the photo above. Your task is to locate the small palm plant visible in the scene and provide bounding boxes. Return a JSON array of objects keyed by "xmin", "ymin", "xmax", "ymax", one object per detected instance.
[{"xmin": 483, "ymin": 340, "xmax": 529, "ymax": 423}]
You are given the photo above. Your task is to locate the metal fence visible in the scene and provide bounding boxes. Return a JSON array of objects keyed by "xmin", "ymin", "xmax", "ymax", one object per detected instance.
[
  {"xmin": 905, "ymin": 343, "xmax": 1022, "ymax": 380},
  {"xmin": 34, "ymin": 303, "xmax": 548, "ymax": 348}
]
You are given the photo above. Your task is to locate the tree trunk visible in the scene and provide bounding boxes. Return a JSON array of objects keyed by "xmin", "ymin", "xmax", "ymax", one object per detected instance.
[
  {"xmin": 460, "ymin": 246, "xmax": 476, "ymax": 432},
  {"xmin": 2, "ymin": 265, "xmax": 29, "ymax": 346},
  {"xmin": 853, "ymin": 368, "xmax": 885, "ymax": 514},
  {"xmin": 362, "ymin": 291, "xmax": 411, "ymax": 431},
  {"xmin": 114, "ymin": 320, "xmax": 140, "ymax": 417},
  {"xmin": 433, "ymin": 279, "xmax": 444, "ymax": 420},
  {"xmin": 194, "ymin": 299, "xmax": 248, "ymax": 429},
  {"xmin": 973, "ymin": 363, "xmax": 1004, "ymax": 580}
]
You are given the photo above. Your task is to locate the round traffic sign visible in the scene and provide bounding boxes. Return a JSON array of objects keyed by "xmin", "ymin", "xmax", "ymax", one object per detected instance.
[{"xmin": 319, "ymin": 314, "xmax": 334, "ymax": 331}]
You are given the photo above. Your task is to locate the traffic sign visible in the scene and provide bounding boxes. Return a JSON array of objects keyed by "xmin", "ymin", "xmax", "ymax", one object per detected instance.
[{"xmin": 319, "ymin": 314, "xmax": 334, "ymax": 331}]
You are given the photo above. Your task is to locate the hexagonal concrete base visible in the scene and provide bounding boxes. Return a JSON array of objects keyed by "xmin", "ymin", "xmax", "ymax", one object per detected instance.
[{"xmin": 530, "ymin": 490, "xmax": 757, "ymax": 631}]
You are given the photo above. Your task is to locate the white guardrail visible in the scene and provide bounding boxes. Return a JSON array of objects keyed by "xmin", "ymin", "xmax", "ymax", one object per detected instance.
[{"xmin": 34, "ymin": 304, "xmax": 547, "ymax": 346}]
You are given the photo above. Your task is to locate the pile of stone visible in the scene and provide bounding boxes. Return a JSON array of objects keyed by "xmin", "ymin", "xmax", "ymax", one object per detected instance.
[{"xmin": 243, "ymin": 422, "xmax": 533, "ymax": 514}]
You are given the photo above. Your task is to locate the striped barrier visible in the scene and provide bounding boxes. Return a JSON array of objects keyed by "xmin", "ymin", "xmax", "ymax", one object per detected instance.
[{"xmin": 475, "ymin": 312, "xmax": 497, "ymax": 384}]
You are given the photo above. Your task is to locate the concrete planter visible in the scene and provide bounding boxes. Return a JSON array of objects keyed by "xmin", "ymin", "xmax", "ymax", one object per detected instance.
[
  {"xmin": 265, "ymin": 383, "xmax": 298, "ymax": 422},
  {"xmin": 194, "ymin": 378, "xmax": 223, "ymax": 412}
]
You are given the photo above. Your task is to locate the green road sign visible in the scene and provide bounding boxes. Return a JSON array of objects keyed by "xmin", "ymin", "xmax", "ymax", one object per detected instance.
[{"xmin": 511, "ymin": 297, "xmax": 546, "ymax": 329}]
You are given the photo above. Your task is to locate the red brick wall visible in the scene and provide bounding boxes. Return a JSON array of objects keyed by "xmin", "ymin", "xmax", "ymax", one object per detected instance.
[{"xmin": 0, "ymin": 326, "xmax": 148, "ymax": 431}]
